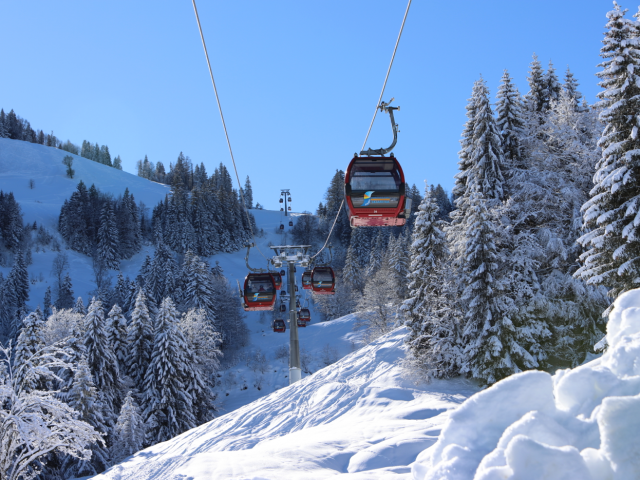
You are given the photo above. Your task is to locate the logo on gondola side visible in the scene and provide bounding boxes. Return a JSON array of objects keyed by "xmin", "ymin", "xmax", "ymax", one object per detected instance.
[
  {"xmin": 362, "ymin": 190, "xmax": 391, "ymax": 206},
  {"xmin": 253, "ymin": 293, "xmax": 260, "ymax": 301}
]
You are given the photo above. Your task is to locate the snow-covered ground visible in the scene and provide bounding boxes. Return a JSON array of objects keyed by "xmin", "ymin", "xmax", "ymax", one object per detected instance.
[
  {"xmin": 94, "ymin": 325, "xmax": 478, "ymax": 480},
  {"xmin": 92, "ymin": 287, "xmax": 640, "ymax": 480}
]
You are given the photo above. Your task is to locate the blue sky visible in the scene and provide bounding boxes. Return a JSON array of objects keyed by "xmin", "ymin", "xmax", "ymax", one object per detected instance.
[{"xmin": 0, "ymin": 0, "xmax": 618, "ymax": 213}]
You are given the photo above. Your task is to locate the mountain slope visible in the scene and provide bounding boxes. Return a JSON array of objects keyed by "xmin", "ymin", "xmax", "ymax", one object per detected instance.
[
  {"xmin": 0, "ymin": 138, "xmax": 170, "ymax": 227},
  {"xmin": 94, "ymin": 326, "xmax": 479, "ymax": 480}
]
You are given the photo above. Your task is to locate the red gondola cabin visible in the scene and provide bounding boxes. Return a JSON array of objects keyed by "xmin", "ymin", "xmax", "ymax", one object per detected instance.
[
  {"xmin": 273, "ymin": 319, "xmax": 286, "ymax": 333},
  {"xmin": 299, "ymin": 308, "xmax": 311, "ymax": 322},
  {"xmin": 243, "ymin": 273, "xmax": 276, "ymax": 311},
  {"xmin": 345, "ymin": 155, "xmax": 409, "ymax": 227},
  {"xmin": 311, "ymin": 267, "xmax": 335, "ymax": 294},
  {"xmin": 297, "ymin": 318, "xmax": 307, "ymax": 327}
]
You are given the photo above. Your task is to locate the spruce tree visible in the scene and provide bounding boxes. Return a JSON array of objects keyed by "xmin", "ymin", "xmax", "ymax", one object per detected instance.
[
  {"xmin": 56, "ymin": 274, "xmax": 75, "ymax": 309},
  {"xmin": 181, "ymin": 251, "xmax": 217, "ymax": 331},
  {"xmin": 459, "ymin": 192, "xmax": 516, "ymax": 385},
  {"xmin": 126, "ymin": 290, "xmax": 154, "ymax": 389},
  {"xmin": 403, "ymin": 183, "xmax": 458, "ymax": 379},
  {"xmin": 13, "ymin": 308, "xmax": 45, "ymax": 391},
  {"xmin": 72, "ymin": 297, "xmax": 86, "ymax": 315},
  {"xmin": 112, "ymin": 391, "xmax": 145, "ymax": 462},
  {"xmin": 525, "ymin": 53, "xmax": 546, "ymax": 113},
  {"xmin": 66, "ymin": 356, "xmax": 110, "ymax": 475},
  {"xmin": 543, "ymin": 60, "xmax": 561, "ymax": 110},
  {"xmin": 243, "ymin": 175, "xmax": 253, "ymax": 208},
  {"xmin": 453, "ymin": 80, "xmax": 483, "ymax": 201},
  {"xmin": 43, "ymin": 286, "xmax": 52, "ymax": 320},
  {"xmin": 6, "ymin": 249, "xmax": 30, "ymax": 340},
  {"xmin": 143, "ymin": 297, "xmax": 195, "ymax": 443},
  {"xmin": 98, "ymin": 202, "xmax": 119, "ymax": 270},
  {"xmin": 563, "ymin": 66, "xmax": 585, "ymax": 111},
  {"xmin": 577, "ymin": 3, "xmax": 640, "ymax": 302},
  {"xmin": 496, "ymin": 70, "xmax": 526, "ymax": 172},
  {"xmin": 366, "ymin": 231, "xmax": 385, "ymax": 276},
  {"xmin": 343, "ymin": 243, "xmax": 364, "ymax": 294},
  {"xmin": 84, "ymin": 298, "xmax": 121, "ymax": 416},
  {"xmin": 467, "ymin": 78, "xmax": 505, "ymax": 202},
  {"xmin": 107, "ymin": 304, "xmax": 129, "ymax": 375}
]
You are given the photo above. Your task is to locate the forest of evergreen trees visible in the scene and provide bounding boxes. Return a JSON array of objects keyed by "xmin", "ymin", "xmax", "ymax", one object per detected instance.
[
  {"xmin": 0, "ymin": 108, "xmax": 123, "ymax": 170},
  {"xmin": 401, "ymin": 5, "xmax": 640, "ymax": 386},
  {"xmin": 151, "ymin": 153, "xmax": 256, "ymax": 255},
  {"xmin": 58, "ymin": 181, "xmax": 143, "ymax": 264}
]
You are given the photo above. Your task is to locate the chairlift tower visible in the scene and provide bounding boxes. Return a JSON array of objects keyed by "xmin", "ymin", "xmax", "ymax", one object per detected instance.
[{"xmin": 269, "ymin": 244, "xmax": 310, "ymax": 384}]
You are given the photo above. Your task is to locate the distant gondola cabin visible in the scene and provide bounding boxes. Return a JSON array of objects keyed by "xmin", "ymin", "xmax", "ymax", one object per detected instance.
[{"xmin": 243, "ymin": 273, "xmax": 276, "ymax": 311}]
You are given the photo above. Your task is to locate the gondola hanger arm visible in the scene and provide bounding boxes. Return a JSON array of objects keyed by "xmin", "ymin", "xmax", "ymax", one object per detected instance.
[{"xmin": 360, "ymin": 99, "xmax": 400, "ymax": 156}]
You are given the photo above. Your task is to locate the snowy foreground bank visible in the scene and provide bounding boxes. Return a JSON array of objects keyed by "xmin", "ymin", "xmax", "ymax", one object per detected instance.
[{"xmin": 94, "ymin": 290, "xmax": 640, "ymax": 480}]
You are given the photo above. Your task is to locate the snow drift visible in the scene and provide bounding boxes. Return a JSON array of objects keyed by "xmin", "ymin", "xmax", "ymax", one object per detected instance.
[{"xmin": 416, "ymin": 288, "xmax": 640, "ymax": 480}]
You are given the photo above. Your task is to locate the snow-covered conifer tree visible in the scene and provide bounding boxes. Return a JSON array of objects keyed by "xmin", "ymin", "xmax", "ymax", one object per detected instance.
[
  {"xmin": 146, "ymin": 241, "xmax": 180, "ymax": 305},
  {"xmin": 107, "ymin": 304, "xmax": 128, "ymax": 375},
  {"xmin": 181, "ymin": 251, "xmax": 217, "ymax": 330},
  {"xmin": 366, "ymin": 231, "xmax": 385, "ymax": 276},
  {"xmin": 143, "ymin": 297, "xmax": 196, "ymax": 443},
  {"xmin": 126, "ymin": 289, "xmax": 154, "ymax": 389},
  {"xmin": 179, "ymin": 308, "xmax": 218, "ymax": 424},
  {"xmin": 5, "ymin": 249, "xmax": 29, "ymax": 339},
  {"xmin": 543, "ymin": 60, "xmax": 561, "ymax": 109},
  {"xmin": 459, "ymin": 192, "xmax": 516, "ymax": 384},
  {"xmin": 467, "ymin": 78, "xmax": 505, "ymax": 202},
  {"xmin": 343, "ymin": 243, "xmax": 364, "ymax": 294},
  {"xmin": 111, "ymin": 391, "xmax": 145, "ymax": 463},
  {"xmin": 496, "ymin": 69, "xmax": 526, "ymax": 173},
  {"xmin": 56, "ymin": 273, "xmax": 75, "ymax": 310},
  {"xmin": 243, "ymin": 175, "xmax": 253, "ymax": 208},
  {"xmin": 84, "ymin": 298, "xmax": 121, "ymax": 415},
  {"xmin": 577, "ymin": 3, "xmax": 640, "ymax": 301},
  {"xmin": 72, "ymin": 296, "xmax": 86, "ymax": 315},
  {"xmin": 525, "ymin": 53, "xmax": 546, "ymax": 113},
  {"xmin": 65, "ymin": 356, "xmax": 110, "ymax": 475},
  {"xmin": 388, "ymin": 232, "xmax": 410, "ymax": 299},
  {"xmin": 43, "ymin": 287, "xmax": 53, "ymax": 320},
  {"xmin": 452, "ymin": 80, "xmax": 483, "ymax": 217},
  {"xmin": 563, "ymin": 66, "xmax": 585, "ymax": 111},
  {"xmin": 12, "ymin": 308, "xmax": 45, "ymax": 391},
  {"xmin": 403, "ymin": 183, "xmax": 460, "ymax": 379},
  {"xmin": 98, "ymin": 202, "xmax": 119, "ymax": 270}
]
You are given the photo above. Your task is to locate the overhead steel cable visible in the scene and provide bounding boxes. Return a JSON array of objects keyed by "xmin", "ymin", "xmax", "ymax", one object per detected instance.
[
  {"xmin": 191, "ymin": 0, "xmax": 268, "ymax": 260},
  {"xmin": 360, "ymin": 0, "xmax": 412, "ymax": 153},
  {"xmin": 312, "ymin": 0, "xmax": 412, "ymax": 260}
]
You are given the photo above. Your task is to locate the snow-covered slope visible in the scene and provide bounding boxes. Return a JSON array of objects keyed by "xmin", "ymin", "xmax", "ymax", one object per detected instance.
[
  {"xmin": 94, "ymin": 326, "xmax": 478, "ymax": 480},
  {"xmin": 0, "ymin": 138, "xmax": 170, "ymax": 226},
  {"xmin": 0, "ymin": 138, "xmax": 171, "ymax": 311},
  {"xmin": 94, "ymin": 291, "xmax": 640, "ymax": 479}
]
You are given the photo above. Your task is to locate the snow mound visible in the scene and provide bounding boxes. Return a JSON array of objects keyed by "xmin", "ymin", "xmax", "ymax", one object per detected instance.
[
  {"xmin": 415, "ymin": 289, "xmax": 640, "ymax": 480},
  {"xmin": 93, "ymin": 326, "xmax": 478, "ymax": 480}
]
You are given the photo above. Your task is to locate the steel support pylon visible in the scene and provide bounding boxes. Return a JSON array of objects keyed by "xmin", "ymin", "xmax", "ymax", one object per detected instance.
[{"xmin": 288, "ymin": 260, "xmax": 301, "ymax": 384}]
